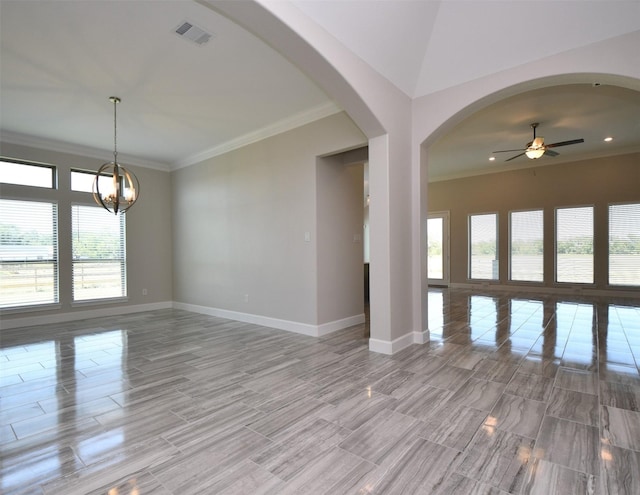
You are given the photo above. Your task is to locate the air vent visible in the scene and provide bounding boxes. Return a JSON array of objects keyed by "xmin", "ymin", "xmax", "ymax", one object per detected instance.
[{"xmin": 174, "ymin": 21, "xmax": 213, "ymax": 46}]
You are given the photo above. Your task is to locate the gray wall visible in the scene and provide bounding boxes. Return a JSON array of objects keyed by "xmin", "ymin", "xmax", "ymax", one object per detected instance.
[
  {"xmin": 2, "ymin": 112, "xmax": 366, "ymax": 331},
  {"xmin": 0, "ymin": 142, "xmax": 173, "ymax": 326},
  {"xmin": 428, "ymin": 152, "xmax": 640, "ymax": 291},
  {"xmin": 171, "ymin": 112, "xmax": 367, "ymax": 326},
  {"xmin": 316, "ymin": 156, "xmax": 365, "ymax": 325}
]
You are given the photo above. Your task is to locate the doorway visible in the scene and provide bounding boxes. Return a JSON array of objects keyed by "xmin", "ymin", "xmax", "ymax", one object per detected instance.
[{"xmin": 427, "ymin": 211, "xmax": 450, "ymax": 286}]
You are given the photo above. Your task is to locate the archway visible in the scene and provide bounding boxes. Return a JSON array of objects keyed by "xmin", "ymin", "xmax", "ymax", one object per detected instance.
[
  {"xmin": 203, "ymin": 0, "xmax": 415, "ymax": 352},
  {"xmin": 415, "ymin": 73, "xmax": 640, "ymax": 341}
]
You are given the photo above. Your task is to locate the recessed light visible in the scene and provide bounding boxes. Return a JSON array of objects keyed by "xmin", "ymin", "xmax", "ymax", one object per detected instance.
[
  {"xmin": 489, "ymin": 156, "xmax": 496, "ymax": 161},
  {"xmin": 604, "ymin": 137, "xmax": 613, "ymax": 142}
]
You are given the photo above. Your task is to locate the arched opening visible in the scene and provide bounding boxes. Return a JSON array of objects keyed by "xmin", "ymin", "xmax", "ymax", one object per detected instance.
[
  {"xmin": 208, "ymin": 0, "xmax": 416, "ymax": 352},
  {"xmin": 417, "ymin": 74, "xmax": 640, "ymax": 340}
]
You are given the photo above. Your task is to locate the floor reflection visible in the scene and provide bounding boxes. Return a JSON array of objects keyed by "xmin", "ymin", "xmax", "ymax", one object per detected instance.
[
  {"xmin": 1, "ymin": 327, "xmax": 127, "ymax": 493},
  {"xmin": 428, "ymin": 289, "xmax": 640, "ymax": 371},
  {"xmin": 1, "ymin": 292, "xmax": 639, "ymax": 494}
]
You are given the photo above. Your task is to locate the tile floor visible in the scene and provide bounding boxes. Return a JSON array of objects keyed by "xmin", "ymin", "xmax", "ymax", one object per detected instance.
[{"xmin": 1, "ymin": 288, "xmax": 639, "ymax": 494}]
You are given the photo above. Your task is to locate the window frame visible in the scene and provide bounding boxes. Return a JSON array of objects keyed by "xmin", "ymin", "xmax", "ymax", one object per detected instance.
[
  {"xmin": 71, "ymin": 203, "xmax": 128, "ymax": 304},
  {"xmin": 554, "ymin": 204, "xmax": 595, "ymax": 285},
  {"xmin": 0, "ymin": 197, "xmax": 60, "ymax": 311},
  {"xmin": 468, "ymin": 212, "xmax": 499, "ymax": 281},
  {"xmin": 608, "ymin": 201, "xmax": 640, "ymax": 288},
  {"xmin": 0, "ymin": 157, "xmax": 57, "ymax": 189},
  {"xmin": 70, "ymin": 168, "xmax": 114, "ymax": 194},
  {"xmin": 508, "ymin": 208, "xmax": 544, "ymax": 284}
]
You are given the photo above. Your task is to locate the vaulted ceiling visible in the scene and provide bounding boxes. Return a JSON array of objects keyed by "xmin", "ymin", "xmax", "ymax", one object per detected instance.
[{"xmin": 1, "ymin": 0, "xmax": 639, "ymax": 178}]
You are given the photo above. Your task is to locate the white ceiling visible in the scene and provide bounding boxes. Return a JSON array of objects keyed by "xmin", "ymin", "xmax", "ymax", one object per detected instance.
[
  {"xmin": 1, "ymin": 0, "xmax": 639, "ymax": 178},
  {"xmin": 0, "ymin": 0, "xmax": 336, "ymax": 169},
  {"xmin": 292, "ymin": 0, "xmax": 640, "ymax": 98}
]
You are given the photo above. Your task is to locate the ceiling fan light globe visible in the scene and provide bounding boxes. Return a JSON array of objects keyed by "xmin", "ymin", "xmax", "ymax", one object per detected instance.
[{"xmin": 525, "ymin": 148, "xmax": 545, "ymax": 159}]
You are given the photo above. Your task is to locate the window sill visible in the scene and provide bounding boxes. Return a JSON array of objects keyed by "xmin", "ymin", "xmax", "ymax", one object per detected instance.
[
  {"xmin": 507, "ymin": 280, "xmax": 545, "ymax": 286},
  {"xmin": 0, "ymin": 302, "xmax": 62, "ymax": 315},
  {"xmin": 71, "ymin": 297, "xmax": 129, "ymax": 308}
]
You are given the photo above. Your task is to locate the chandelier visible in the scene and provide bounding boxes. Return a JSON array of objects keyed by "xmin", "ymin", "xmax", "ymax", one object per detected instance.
[{"xmin": 93, "ymin": 96, "xmax": 140, "ymax": 214}]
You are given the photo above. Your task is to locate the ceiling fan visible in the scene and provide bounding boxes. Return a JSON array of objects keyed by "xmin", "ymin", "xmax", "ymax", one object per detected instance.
[{"xmin": 493, "ymin": 123, "xmax": 584, "ymax": 162}]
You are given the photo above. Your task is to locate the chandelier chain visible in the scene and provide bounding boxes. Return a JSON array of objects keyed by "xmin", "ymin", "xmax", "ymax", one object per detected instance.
[{"xmin": 111, "ymin": 96, "xmax": 119, "ymax": 163}]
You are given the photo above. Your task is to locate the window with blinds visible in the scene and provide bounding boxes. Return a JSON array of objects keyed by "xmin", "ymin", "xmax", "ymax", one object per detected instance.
[
  {"xmin": 510, "ymin": 209, "xmax": 544, "ymax": 282},
  {"xmin": 609, "ymin": 203, "xmax": 640, "ymax": 286},
  {"xmin": 469, "ymin": 213, "xmax": 498, "ymax": 280},
  {"xmin": 556, "ymin": 206, "xmax": 594, "ymax": 284},
  {"xmin": 0, "ymin": 199, "xmax": 59, "ymax": 308},
  {"xmin": 72, "ymin": 205, "xmax": 126, "ymax": 301}
]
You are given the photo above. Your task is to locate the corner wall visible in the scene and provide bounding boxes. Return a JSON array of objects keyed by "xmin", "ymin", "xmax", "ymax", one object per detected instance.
[{"xmin": 316, "ymin": 156, "xmax": 365, "ymax": 332}]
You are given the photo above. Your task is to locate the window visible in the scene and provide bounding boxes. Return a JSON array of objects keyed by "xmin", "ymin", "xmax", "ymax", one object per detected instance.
[
  {"xmin": 556, "ymin": 206, "xmax": 594, "ymax": 284},
  {"xmin": 0, "ymin": 159, "xmax": 55, "ymax": 188},
  {"xmin": 469, "ymin": 213, "xmax": 498, "ymax": 280},
  {"xmin": 0, "ymin": 199, "xmax": 59, "ymax": 308},
  {"xmin": 72, "ymin": 205, "xmax": 126, "ymax": 302},
  {"xmin": 71, "ymin": 169, "xmax": 112, "ymax": 193},
  {"xmin": 510, "ymin": 210, "xmax": 543, "ymax": 282},
  {"xmin": 609, "ymin": 203, "xmax": 640, "ymax": 286},
  {"xmin": 427, "ymin": 216, "xmax": 443, "ymax": 280}
]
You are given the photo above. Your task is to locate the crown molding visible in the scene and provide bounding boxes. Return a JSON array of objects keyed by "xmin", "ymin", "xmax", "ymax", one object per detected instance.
[
  {"xmin": 172, "ymin": 101, "xmax": 343, "ymax": 170},
  {"xmin": 1, "ymin": 131, "xmax": 172, "ymax": 172},
  {"xmin": 1, "ymin": 101, "xmax": 342, "ymax": 173}
]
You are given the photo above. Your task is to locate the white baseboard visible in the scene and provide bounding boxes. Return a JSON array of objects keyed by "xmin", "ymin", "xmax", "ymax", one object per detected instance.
[
  {"xmin": 413, "ymin": 330, "xmax": 430, "ymax": 345},
  {"xmin": 0, "ymin": 301, "xmax": 173, "ymax": 330},
  {"xmin": 1, "ymin": 299, "xmax": 365, "ymax": 337},
  {"xmin": 317, "ymin": 314, "xmax": 365, "ymax": 337},
  {"xmin": 172, "ymin": 302, "xmax": 364, "ymax": 338},
  {"xmin": 369, "ymin": 331, "xmax": 414, "ymax": 355}
]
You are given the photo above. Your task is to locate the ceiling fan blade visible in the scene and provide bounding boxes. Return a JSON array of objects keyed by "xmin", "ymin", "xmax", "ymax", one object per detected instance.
[
  {"xmin": 545, "ymin": 138, "xmax": 584, "ymax": 149},
  {"xmin": 492, "ymin": 149, "xmax": 526, "ymax": 153},
  {"xmin": 505, "ymin": 152, "xmax": 526, "ymax": 162},
  {"xmin": 544, "ymin": 149, "xmax": 559, "ymax": 157}
]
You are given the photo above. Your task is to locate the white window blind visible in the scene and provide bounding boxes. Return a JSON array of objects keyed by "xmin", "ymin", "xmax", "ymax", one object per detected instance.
[
  {"xmin": 609, "ymin": 203, "xmax": 640, "ymax": 286},
  {"xmin": 72, "ymin": 205, "xmax": 126, "ymax": 301},
  {"xmin": 0, "ymin": 199, "xmax": 59, "ymax": 308},
  {"xmin": 556, "ymin": 206, "xmax": 594, "ymax": 284},
  {"xmin": 469, "ymin": 213, "xmax": 498, "ymax": 280},
  {"xmin": 510, "ymin": 210, "xmax": 544, "ymax": 282}
]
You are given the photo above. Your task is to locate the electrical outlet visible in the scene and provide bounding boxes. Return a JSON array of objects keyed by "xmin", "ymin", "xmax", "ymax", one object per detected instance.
[
  {"xmin": 142, "ymin": 288, "xmax": 148, "ymax": 296},
  {"xmin": 244, "ymin": 294, "xmax": 249, "ymax": 303}
]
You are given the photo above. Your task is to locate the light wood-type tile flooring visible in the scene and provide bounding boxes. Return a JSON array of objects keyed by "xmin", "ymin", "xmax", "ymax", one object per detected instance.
[{"xmin": 1, "ymin": 288, "xmax": 640, "ymax": 494}]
